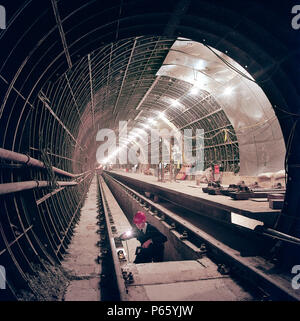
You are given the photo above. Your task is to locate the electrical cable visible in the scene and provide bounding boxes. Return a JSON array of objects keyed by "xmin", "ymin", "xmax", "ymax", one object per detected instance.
[
  {"xmin": 284, "ymin": 119, "xmax": 298, "ymax": 183},
  {"xmin": 273, "ymin": 119, "xmax": 298, "ymax": 230},
  {"xmin": 203, "ymin": 44, "xmax": 256, "ymax": 83},
  {"xmin": 272, "ymin": 105, "xmax": 300, "ymax": 118}
]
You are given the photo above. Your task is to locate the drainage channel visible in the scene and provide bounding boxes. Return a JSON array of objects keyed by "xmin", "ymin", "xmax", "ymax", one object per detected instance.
[{"xmin": 102, "ymin": 172, "xmax": 300, "ymax": 301}]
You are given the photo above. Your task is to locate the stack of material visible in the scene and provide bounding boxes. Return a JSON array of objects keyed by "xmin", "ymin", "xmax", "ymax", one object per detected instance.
[
  {"xmin": 268, "ymin": 193, "xmax": 285, "ymax": 209},
  {"xmin": 176, "ymin": 165, "xmax": 191, "ymax": 180}
]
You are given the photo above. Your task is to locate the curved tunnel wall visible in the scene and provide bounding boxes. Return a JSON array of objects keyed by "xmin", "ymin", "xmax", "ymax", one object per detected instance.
[
  {"xmin": 0, "ymin": 0, "xmax": 299, "ymax": 299},
  {"xmin": 156, "ymin": 39, "xmax": 286, "ymax": 176}
]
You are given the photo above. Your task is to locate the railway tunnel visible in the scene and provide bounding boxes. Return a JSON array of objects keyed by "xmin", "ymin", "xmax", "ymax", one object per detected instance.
[{"xmin": 0, "ymin": 0, "xmax": 300, "ymax": 301}]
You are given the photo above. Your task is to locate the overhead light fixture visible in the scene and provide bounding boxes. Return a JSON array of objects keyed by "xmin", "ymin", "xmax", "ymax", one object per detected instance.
[
  {"xmin": 171, "ymin": 100, "xmax": 180, "ymax": 107},
  {"xmin": 190, "ymin": 86, "xmax": 200, "ymax": 95},
  {"xmin": 158, "ymin": 111, "xmax": 165, "ymax": 118},
  {"xmin": 148, "ymin": 118, "xmax": 157, "ymax": 125},
  {"xmin": 223, "ymin": 87, "xmax": 234, "ymax": 96},
  {"xmin": 195, "ymin": 59, "xmax": 206, "ymax": 71},
  {"xmin": 136, "ymin": 128, "xmax": 145, "ymax": 134}
]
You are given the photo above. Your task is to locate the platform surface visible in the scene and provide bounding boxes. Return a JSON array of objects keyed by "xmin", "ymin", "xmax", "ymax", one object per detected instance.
[
  {"xmin": 105, "ymin": 171, "xmax": 300, "ymax": 301},
  {"xmin": 108, "ymin": 170, "xmax": 280, "ymax": 224},
  {"xmin": 124, "ymin": 259, "xmax": 254, "ymax": 301}
]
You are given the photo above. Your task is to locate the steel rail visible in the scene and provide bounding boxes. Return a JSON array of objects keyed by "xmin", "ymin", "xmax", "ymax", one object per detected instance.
[
  {"xmin": 97, "ymin": 175, "xmax": 128, "ymax": 301},
  {"xmin": 103, "ymin": 172, "xmax": 300, "ymax": 301}
]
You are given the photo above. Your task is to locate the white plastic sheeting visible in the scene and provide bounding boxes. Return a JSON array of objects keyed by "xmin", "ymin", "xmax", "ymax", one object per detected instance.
[{"xmin": 157, "ymin": 39, "xmax": 285, "ymax": 176}]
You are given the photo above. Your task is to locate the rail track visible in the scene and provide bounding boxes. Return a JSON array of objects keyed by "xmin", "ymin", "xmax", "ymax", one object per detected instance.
[{"xmin": 96, "ymin": 171, "xmax": 300, "ymax": 301}]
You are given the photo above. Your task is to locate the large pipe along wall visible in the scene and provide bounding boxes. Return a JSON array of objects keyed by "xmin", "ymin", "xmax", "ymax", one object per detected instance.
[{"xmin": 0, "ymin": 170, "xmax": 93, "ymax": 300}]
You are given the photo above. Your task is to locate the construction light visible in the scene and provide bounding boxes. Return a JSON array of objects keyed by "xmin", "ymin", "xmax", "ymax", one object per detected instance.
[
  {"xmin": 190, "ymin": 86, "xmax": 200, "ymax": 95},
  {"xmin": 171, "ymin": 100, "xmax": 180, "ymax": 107},
  {"xmin": 158, "ymin": 111, "xmax": 165, "ymax": 118},
  {"xmin": 223, "ymin": 87, "xmax": 234, "ymax": 96}
]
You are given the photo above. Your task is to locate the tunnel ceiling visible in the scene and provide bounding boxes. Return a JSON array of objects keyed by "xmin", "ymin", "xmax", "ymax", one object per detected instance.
[
  {"xmin": 39, "ymin": 34, "xmax": 243, "ymax": 173},
  {"xmin": 36, "ymin": 34, "xmax": 284, "ymax": 175},
  {"xmin": 1, "ymin": 0, "xmax": 300, "ymax": 300},
  {"xmin": 0, "ymin": 0, "xmax": 299, "ymax": 175},
  {"xmin": 152, "ymin": 39, "xmax": 286, "ymax": 175}
]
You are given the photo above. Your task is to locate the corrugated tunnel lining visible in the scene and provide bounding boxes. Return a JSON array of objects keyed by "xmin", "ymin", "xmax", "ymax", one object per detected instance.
[
  {"xmin": 35, "ymin": 36, "xmax": 284, "ymax": 175},
  {"xmin": 42, "ymin": 36, "xmax": 242, "ymax": 172},
  {"xmin": 0, "ymin": 0, "xmax": 298, "ymax": 300}
]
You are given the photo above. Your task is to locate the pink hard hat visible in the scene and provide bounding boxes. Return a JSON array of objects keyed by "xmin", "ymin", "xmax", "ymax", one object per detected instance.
[{"xmin": 133, "ymin": 211, "xmax": 146, "ymax": 224}]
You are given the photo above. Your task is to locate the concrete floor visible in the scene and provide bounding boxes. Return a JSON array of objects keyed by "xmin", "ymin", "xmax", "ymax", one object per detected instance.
[
  {"xmin": 62, "ymin": 175, "xmax": 101, "ymax": 301},
  {"xmin": 124, "ymin": 259, "xmax": 254, "ymax": 301}
]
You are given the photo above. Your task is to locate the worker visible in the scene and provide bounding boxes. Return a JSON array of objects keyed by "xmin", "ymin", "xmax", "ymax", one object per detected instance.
[{"xmin": 119, "ymin": 211, "xmax": 167, "ymax": 264}]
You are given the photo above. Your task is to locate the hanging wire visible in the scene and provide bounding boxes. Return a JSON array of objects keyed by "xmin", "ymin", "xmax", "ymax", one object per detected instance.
[
  {"xmin": 204, "ymin": 44, "xmax": 300, "ymax": 119},
  {"xmin": 203, "ymin": 44, "xmax": 256, "ymax": 83},
  {"xmin": 272, "ymin": 119, "xmax": 299, "ymax": 230},
  {"xmin": 284, "ymin": 119, "xmax": 298, "ymax": 186},
  {"xmin": 272, "ymin": 105, "xmax": 300, "ymax": 118},
  {"xmin": 41, "ymin": 148, "xmax": 59, "ymax": 190}
]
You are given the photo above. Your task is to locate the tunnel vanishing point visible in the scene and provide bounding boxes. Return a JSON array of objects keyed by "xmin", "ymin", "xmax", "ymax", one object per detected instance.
[{"xmin": 0, "ymin": 0, "xmax": 300, "ymax": 301}]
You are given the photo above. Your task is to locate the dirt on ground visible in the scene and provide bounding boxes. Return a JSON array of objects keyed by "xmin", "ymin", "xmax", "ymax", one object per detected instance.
[{"xmin": 16, "ymin": 260, "xmax": 75, "ymax": 301}]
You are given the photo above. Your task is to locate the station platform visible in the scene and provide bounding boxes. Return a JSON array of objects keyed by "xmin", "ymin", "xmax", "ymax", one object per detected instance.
[{"xmin": 106, "ymin": 170, "xmax": 281, "ymax": 227}]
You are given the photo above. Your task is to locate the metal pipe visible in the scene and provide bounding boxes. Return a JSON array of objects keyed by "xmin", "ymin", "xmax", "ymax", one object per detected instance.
[
  {"xmin": 51, "ymin": 0, "xmax": 72, "ymax": 68},
  {"xmin": 0, "ymin": 147, "xmax": 88, "ymax": 178},
  {"xmin": 38, "ymin": 92, "xmax": 84, "ymax": 151},
  {"xmin": 36, "ymin": 171, "xmax": 94, "ymax": 205},
  {"xmin": 262, "ymin": 227, "xmax": 300, "ymax": 246},
  {"xmin": 113, "ymin": 38, "xmax": 137, "ymax": 115},
  {"xmin": 88, "ymin": 53, "xmax": 95, "ymax": 129},
  {"xmin": 0, "ymin": 180, "xmax": 78, "ymax": 196},
  {"xmin": 36, "ymin": 187, "xmax": 65, "ymax": 206},
  {"xmin": 135, "ymin": 76, "xmax": 160, "ymax": 111}
]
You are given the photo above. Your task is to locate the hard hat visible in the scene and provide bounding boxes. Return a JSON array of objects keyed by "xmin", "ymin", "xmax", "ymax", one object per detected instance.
[{"xmin": 133, "ymin": 211, "xmax": 146, "ymax": 224}]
